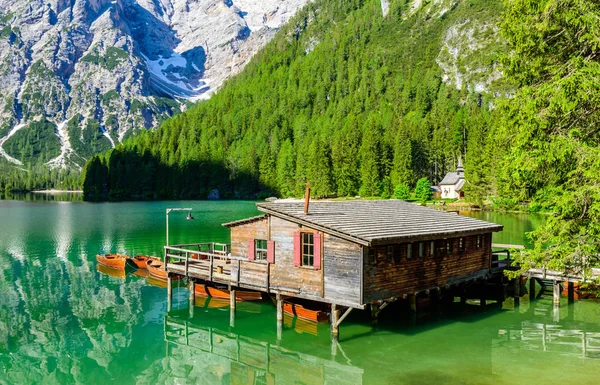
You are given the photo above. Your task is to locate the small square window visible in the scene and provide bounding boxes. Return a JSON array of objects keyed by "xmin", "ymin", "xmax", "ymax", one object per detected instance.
[
  {"xmin": 255, "ymin": 239, "xmax": 268, "ymax": 261},
  {"xmin": 387, "ymin": 246, "xmax": 394, "ymax": 262},
  {"xmin": 476, "ymin": 235, "xmax": 482, "ymax": 249},
  {"xmin": 459, "ymin": 238, "xmax": 465, "ymax": 253},
  {"xmin": 302, "ymin": 233, "xmax": 314, "ymax": 266},
  {"xmin": 446, "ymin": 240, "xmax": 452, "ymax": 255},
  {"xmin": 430, "ymin": 241, "xmax": 435, "ymax": 257},
  {"xmin": 407, "ymin": 244, "xmax": 413, "ymax": 259},
  {"xmin": 418, "ymin": 242, "xmax": 425, "ymax": 259}
]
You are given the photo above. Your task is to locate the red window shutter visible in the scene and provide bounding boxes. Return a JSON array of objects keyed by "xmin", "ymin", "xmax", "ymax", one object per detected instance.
[
  {"xmin": 267, "ymin": 240, "xmax": 275, "ymax": 263},
  {"xmin": 248, "ymin": 239, "xmax": 255, "ymax": 260},
  {"xmin": 293, "ymin": 232, "xmax": 301, "ymax": 267},
  {"xmin": 314, "ymin": 233, "xmax": 322, "ymax": 270}
]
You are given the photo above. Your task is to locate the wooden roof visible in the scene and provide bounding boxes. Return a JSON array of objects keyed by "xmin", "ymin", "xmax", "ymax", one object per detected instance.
[
  {"xmin": 222, "ymin": 214, "xmax": 267, "ymax": 228},
  {"xmin": 256, "ymin": 200, "xmax": 503, "ymax": 246}
]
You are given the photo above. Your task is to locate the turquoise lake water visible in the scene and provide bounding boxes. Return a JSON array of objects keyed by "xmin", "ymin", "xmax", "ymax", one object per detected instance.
[{"xmin": 0, "ymin": 197, "xmax": 598, "ymax": 384}]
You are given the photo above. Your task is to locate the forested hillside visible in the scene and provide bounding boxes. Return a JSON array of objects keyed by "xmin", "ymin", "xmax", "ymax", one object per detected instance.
[{"xmin": 82, "ymin": 0, "xmax": 506, "ymax": 200}]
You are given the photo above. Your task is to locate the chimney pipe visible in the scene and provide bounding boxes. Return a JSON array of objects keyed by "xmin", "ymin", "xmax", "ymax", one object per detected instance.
[{"xmin": 304, "ymin": 183, "xmax": 311, "ymax": 215}]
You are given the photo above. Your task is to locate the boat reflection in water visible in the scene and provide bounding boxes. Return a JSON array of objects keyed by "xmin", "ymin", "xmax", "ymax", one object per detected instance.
[
  {"xmin": 96, "ymin": 263, "xmax": 126, "ymax": 280},
  {"xmin": 162, "ymin": 307, "xmax": 364, "ymax": 384}
]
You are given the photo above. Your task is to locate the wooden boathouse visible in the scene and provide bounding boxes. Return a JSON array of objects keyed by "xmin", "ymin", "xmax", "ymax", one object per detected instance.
[{"xmin": 164, "ymin": 200, "xmax": 503, "ymax": 336}]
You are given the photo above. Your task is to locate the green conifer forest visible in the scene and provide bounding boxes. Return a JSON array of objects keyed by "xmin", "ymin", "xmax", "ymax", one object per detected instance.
[{"xmin": 81, "ymin": 0, "xmax": 506, "ymax": 201}]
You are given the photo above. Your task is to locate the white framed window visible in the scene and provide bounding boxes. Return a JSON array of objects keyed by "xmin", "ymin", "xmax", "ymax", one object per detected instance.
[
  {"xmin": 302, "ymin": 232, "xmax": 314, "ymax": 266},
  {"xmin": 255, "ymin": 239, "xmax": 268, "ymax": 261}
]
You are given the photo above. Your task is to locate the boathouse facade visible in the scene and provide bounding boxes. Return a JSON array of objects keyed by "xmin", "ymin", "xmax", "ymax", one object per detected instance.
[{"xmin": 220, "ymin": 200, "xmax": 503, "ymax": 308}]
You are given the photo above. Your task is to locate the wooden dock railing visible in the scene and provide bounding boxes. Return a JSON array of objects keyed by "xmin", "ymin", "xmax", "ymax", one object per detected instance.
[{"xmin": 164, "ymin": 243, "xmax": 271, "ymax": 291}]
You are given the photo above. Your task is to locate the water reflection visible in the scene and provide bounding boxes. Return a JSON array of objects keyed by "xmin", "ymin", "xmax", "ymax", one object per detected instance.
[{"xmin": 163, "ymin": 313, "xmax": 364, "ymax": 385}]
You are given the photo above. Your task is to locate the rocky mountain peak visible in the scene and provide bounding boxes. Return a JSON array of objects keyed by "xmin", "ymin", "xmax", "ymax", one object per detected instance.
[{"xmin": 0, "ymin": 0, "xmax": 308, "ymax": 168}]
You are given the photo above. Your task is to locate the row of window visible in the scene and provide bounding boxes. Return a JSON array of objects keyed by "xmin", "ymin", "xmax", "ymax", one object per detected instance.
[
  {"xmin": 369, "ymin": 235, "xmax": 484, "ymax": 264},
  {"xmin": 253, "ymin": 232, "xmax": 317, "ymax": 267}
]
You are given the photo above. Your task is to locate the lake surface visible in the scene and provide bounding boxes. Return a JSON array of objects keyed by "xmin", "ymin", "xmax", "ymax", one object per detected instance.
[{"xmin": 0, "ymin": 199, "xmax": 599, "ymax": 384}]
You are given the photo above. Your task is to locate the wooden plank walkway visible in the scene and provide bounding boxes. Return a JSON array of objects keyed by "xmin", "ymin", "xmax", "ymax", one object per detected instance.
[{"xmin": 165, "ymin": 244, "xmax": 272, "ymax": 292}]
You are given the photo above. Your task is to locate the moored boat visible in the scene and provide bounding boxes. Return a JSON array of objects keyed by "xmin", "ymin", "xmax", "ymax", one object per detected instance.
[
  {"xmin": 195, "ymin": 284, "xmax": 263, "ymax": 301},
  {"xmin": 128, "ymin": 255, "xmax": 159, "ymax": 269},
  {"xmin": 147, "ymin": 259, "xmax": 183, "ymax": 281},
  {"xmin": 96, "ymin": 254, "xmax": 128, "ymax": 270},
  {"xmin": 283, "ymin": 300, "xmax": 330, "ymax": 323}
]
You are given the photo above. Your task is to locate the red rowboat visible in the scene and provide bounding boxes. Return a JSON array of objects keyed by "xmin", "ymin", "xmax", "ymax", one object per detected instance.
[
  {"xmin": 194, "ymin": 284, "xmax": 263, "ymax": 301},
  {"xmin": 283, "ymin": 300, "xmax": 330, "ymax": 323},
  {"xmin": 128, "ymin": 255, "xmax": 159, "ymax": 269},
  {"xmin": 96, "ymin": 254, "xmax": 127, "ymax": 270}
]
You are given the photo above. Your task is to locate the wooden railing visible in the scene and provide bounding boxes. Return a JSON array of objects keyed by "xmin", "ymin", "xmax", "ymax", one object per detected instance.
[{"xmin": 164, "ymin": 243, "xmax": 270, "ymax": 290}]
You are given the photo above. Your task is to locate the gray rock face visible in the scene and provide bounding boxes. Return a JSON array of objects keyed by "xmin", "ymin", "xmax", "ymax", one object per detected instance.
[{"xmin": 0, "ymin": 0, "xmax": 308, "ymax": 168}]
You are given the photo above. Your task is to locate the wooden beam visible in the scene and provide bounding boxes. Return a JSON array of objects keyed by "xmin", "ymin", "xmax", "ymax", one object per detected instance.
[
  {"xmin": 335, "ymin": 307, "xmax": 353, "ymax": 328},
  {"xmin": 492, "ymin": 243, "xmax": 525, "ymax": 249}
]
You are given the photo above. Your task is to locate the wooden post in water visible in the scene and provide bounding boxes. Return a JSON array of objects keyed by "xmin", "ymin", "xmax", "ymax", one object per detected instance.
[
  {"xmin": 553, "ymin": 280, "xmax": 560, "ymax": 307},
  {"xmin": 409, "ymin": 294, "xmax": 417, "ymax": 326},
  {"xmin": 167, "ymin": 274, "xmax": 173, "ymax": 312},
  {"xmin": 331, "ymin": 304, "xmax": 339, "ymax": 338},
  {"xmin": 514, "ymin": 278, "xmax": 521, "ymax": 308},
  {"xmin": 568, "ymin": 282, "xmax": 575, "ymax": 304},
  {"xmin": 230, "ymin": 287, "xmax": 236, "ymax": 328},
  {"xmin": 529, "ymin": 277, "xmax": 536, "ymax": 301},
  {"xmin": 276, "ymin": 293, "xmax": 283, "ymax": 341},
  {"xmin": 189, "ymin": 279, "xmax": 195, "ymax": 318}
]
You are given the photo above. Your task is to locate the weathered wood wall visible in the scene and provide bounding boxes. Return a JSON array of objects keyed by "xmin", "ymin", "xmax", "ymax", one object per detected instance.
[
  {"xmin": 364, "ymin": 233, "xmax": 493, "ymax": 302},
  {"xmin": 268, "ymin": 216, "xmax": 323, "ymax": 298},
  {"xmin": 229, "ymin": 216, "xmax": 363, "ymax": 307},
  {"xmin": 230, "ymin": 218, "xmax": 268, "ymax": 258},
  {"xmin": 323, "ymin": 233, "xmax": 361, "ymax": 305}
]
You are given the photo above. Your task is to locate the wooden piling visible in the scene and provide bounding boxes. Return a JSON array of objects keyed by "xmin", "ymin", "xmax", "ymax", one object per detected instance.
[
  {"xmin": 331, "ymin": 304, "xmax": 340, "ymax": 337},
  {"xmin": 188, "ymin": 279, "xmax": 195, "ymax": 318},
  {"xmin": 514, "ymin": 278, "xmax": 521, "ymax": 307},
  {"xmin": 568, "ymin": 281, "xmax": 575, "ymax": 304},
  {"xmin": 276, "ymin": 293, "xmax": 283, "ymax": 341},
  {"xmin": 276, "ymin": 293, "xmax": 283, "ymax": 322},
  {"xmin": 230, "ymin": 288, "xmax": 237, "ymax": 312},
  {"xmin": 553, "ymin": 280, "xmax": 560, "ymax": 307},
  {"xmin": 529, "ymin": 277, "xmax": 535, "ymax": 301},
  {"xmin": 167, "ymin": 275, "xmax": 173, "ymax": 312}
]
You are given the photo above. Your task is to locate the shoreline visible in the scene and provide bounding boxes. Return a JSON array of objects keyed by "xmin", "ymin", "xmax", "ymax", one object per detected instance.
[{"xmin": 31, "ymin": 189, "xmax": 83, "ymax": 194}]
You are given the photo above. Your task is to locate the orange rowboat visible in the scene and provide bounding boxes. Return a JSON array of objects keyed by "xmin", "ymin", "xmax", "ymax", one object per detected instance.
[
  {"xmin": 128, "ymin": 255, "xmax": 159, "ymax": 269},
  {"xmin": 194, "ymin": 284, "xmax": 263, "ymax": 301},
  {"xmin": 146, "ymin": 259, "xmax": 183, "ymax": 281},
  {"xmin": 283, "ymin": 300, "xmax": 330, "ymax": 323},
  {"xmin": 96, "ymin": 254, "xmax": 128, "ymax": 270}
]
